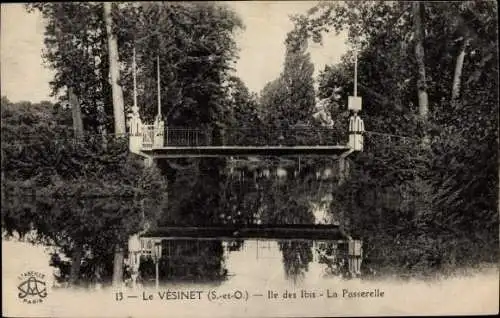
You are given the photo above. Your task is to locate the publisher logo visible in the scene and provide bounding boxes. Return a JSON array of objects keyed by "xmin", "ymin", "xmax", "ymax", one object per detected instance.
[{"xmin": 17, "ymin": 271, "xmax": 48, "ymax": 304}]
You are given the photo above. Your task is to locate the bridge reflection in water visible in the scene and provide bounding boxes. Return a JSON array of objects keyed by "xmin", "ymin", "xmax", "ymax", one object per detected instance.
[{"xmin": 127, "ymin": 225, "xmax": 362, "ymax": 288}]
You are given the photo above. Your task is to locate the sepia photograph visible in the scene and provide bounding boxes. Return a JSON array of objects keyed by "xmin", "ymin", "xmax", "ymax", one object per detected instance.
[{"xmin": 1, "ymin": 1, "xmax": 499, "ymax": 317}]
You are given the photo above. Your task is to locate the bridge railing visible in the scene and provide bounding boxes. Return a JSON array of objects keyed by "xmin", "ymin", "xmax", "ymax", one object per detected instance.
[
  {"xmin": 142, "ymin": 125, "xmax": 155, "ymax": 149},
  {"xmin": 157, "ymin": 127, "xmax": 347, "ymax": 147},
  {"xmin": 363, "ymin": 131, "xmax": 422, "ymax": 151},
  {"xmin": 138, "ymin": 126, "xmax": 348, "ymax": 149},
  {"xmin": 165, "ymin": 128, "xmax": 212, "ymax": 146},
  {"xmin": 221, "ymin": 127, "xmax": 347, "ymax": 146}
]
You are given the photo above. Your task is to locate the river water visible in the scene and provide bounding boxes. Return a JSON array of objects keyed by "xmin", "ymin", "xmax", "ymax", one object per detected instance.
[{"xmin": 2, "ymin": 162, "xmax": 499, "ymax": 316}]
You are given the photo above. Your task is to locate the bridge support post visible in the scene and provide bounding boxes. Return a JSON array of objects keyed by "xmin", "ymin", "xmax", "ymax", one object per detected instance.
[
  {"xmin": 153, "ymin": 115, "xmax": 164, "ymax": 148},
  {"xmin": 127, "ymin": 105, "xmax": 143, "ymax": 154},
  {"xmin": 348, "ymin": 96, "xmax": 364, "ymax": 152},
  {"xmin": 144, "ymin": 157, "xmax": 155, "ymax": 168},
  {"xmin": 347, "ymin": 239, "xmax": 363, "ymax": 277},
  {"xmin": 127, "ymin": 234, "xmax": 142, "ymax": 289}
]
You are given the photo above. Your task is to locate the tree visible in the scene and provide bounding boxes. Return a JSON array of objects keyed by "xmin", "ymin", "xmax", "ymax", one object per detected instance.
[
  {"xmin": 1, "ymin": 97, "xmax": 168, "ymax": 286},
  {"xmin": 28, "ymin": 3, "xmax": 132, "ymax": 286},
  {"xmin": 412, "ymin": 2, "xmax": 429, "ymax": 120},
  {"xmin": 222, "ymin": 75, "xmax": 263, "ymax": 144},
  {"xmin": 67, "ymin": 88, "xmax": 84, "ymax": 285},
  {"xmin": 27, "ymin": 1, "xmax": 245, "ymax": 285},
  {"xmin": 282, "ymin": 28, "xmax": 316, "ymax": 126},
  {"xmin": 26, "ymin": 3, "xmax": 112, "ymax": 134},
  {"xmin": 292, "ymin": 1, "xmax": 498, "ymax": 274},
  {"xmin": 260, "ymin": 27, "xmax": 316, "ymax": 130},
  {"xmin": 103, "ymin": 1, "xmax": 128, "ymax": 287},
  {"xmin": 104, "ymin": 2, "xmax": 126, "ymax": 135},
  {"xmin": 115, "ymin": 2, "xmax": 243, "ymax": 129},
  {"xmin": 226, "ymin": 75, "xmax": 260, "ymax": 127}
]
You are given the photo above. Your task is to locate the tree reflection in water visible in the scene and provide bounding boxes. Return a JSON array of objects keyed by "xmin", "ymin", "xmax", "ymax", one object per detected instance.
[
  {"xmin": 315, "ymin": 241, "xmax": 349, "ymax": 278},
  {"xmin": 279, "ymin": 240, "xmax": 314, "ymax": 283},
  {"xmin": 152, "ymin": 158, "xmax": 231, "ymax": 285},
  {"xmin": 152, "ymin": 158, "xmax": 340, "ymax": 284}
]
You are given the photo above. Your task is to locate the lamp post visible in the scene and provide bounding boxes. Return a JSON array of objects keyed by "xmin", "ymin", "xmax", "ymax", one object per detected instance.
[
  {"xmin": 153, "ymin": 241, "xmax": 162, "ymax": 289},
  {"xmin": 127, "ymin": 234, "xmax": 142, "ymax": 289}
]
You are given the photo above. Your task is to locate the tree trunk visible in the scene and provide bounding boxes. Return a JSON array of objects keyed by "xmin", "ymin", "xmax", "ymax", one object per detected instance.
[
  {"xmin": 451, "ymin": 38, "xmax": 469, "ymax": 101},
  {"xmin": 69, "ymin": 242, "xmax": 83, "ymax": 286},
  {"xmin": 103, "ymin": 2, "xmax": 126, "ymax": 136},
  {"xmin": 68, "ymin": 87, "xmax": 84, "ymax": 287},
  {"xmin": 337, "ymin": 157, "xmax": 350, "ymax": 186},
  {"xmin": 112, "ymin": 245, "xmax": 125, "ymax": 288},
  {"xmin": 412, "ymin": 2, "xmax": 429, "ymax": 120},
  {"xmin": 69, "ymin": 87, "xmax": 84, "ymax": 139},
  {"xmin": 104, "ymin": 2, "xmax": 126, "ymax": 287}
]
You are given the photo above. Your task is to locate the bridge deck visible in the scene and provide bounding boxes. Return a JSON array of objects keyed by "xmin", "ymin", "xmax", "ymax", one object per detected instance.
[
  {"xmin": 140, "ymin": 145, "xmax": 352, "ymax": 158},
  {"xmin": 142, "ymin": 224, "xmax": 350, "ymax": 241}
]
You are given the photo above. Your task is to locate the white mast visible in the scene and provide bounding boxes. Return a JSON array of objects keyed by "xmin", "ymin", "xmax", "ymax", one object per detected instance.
[
  {"xmin": 133, "ymin": 47, "xmax": 138, "ymax": 111},
  {"xmin": 157, "ymin": 55, "xmax": 161, "ymax": 118},
  {"xmin": 354, "ymin": 48, "xmax": 358, "ymax": 97}
]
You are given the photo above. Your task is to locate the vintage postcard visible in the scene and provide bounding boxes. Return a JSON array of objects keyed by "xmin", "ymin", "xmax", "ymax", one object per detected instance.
[{"xmin": 1, "ymin": 1, "xmax": 499, "ymax": 317}]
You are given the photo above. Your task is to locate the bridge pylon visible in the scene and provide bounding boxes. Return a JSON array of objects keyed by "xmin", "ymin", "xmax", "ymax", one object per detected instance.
[
  {"xmin": 127, "ymin": 104, "xmax": 143, "ymax": 154},
  {"xmin": 347, "ymin": 45, "xmax": 364, "ymax": 152},
  {"xmin": 153, "ymin": 115, "xmax": 165, "ymax": 148},
  {"xmin": 348, "ymin": 97, "xmax": 364, "ymax": 152}
]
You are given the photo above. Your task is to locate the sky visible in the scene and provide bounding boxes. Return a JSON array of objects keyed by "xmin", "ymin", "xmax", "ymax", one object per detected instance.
[{"xmin": 1, "ymin": 2, "xmax": 348, "ymax": 103}]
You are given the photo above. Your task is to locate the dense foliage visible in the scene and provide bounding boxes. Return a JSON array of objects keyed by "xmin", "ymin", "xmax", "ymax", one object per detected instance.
[
  {"xmin": 1, "ymin": 97, "xmax": 168, "ymax": 285},
  {"xmin": 291, "ymin": 0, "xmax": 498, "ymax": 274},
  {"xmin": 5, "ymin": 2, "xmax": 249, "ymax": 285},
  {"xmin": 26, "ymin": 3, "xmax": 112, "ymax": 134},
  {"xmin": 260, "ymin": 27, "xmax": 316, "ymax": 129},
  {"xmin": 2, "ymin": 1, "xmax": 497, "ymax": 285}
]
